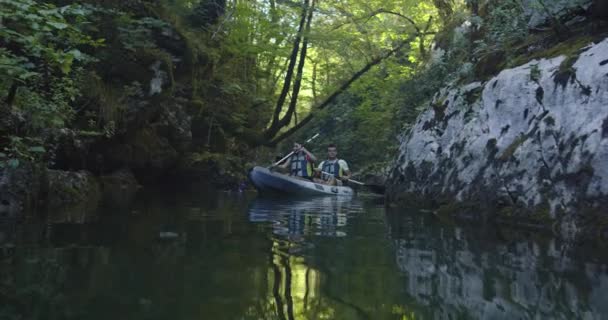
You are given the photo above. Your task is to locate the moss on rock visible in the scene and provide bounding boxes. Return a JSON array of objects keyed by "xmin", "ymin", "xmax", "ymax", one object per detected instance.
[{"xmin": 47, "ymin": 170, "xmax": 101, "ymax": 208}]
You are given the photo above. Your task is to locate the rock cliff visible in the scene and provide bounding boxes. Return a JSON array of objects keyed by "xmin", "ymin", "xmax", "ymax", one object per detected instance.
[{"xmin": 388, "ymin": 37, "xmax": 608, "ymax": 236}]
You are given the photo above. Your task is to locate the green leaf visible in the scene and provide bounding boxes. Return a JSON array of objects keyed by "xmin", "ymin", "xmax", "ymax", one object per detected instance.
[
  {"xmin": 28, "ymin": 146, "xmax": 46, "ymax": 153},
  {"xmin": 0, "ymin": 153, "xmax": 7, "ymax": 158},
  {"xmin": 47, "ymin": 21, "xmax": 68, "ymax": 30},
  {"xmin": 67, "ymin": 49, "xmax": 84, "ymax": 61},
  {"xmin": 18, "ymin": 71, "xmax": 40, "ymax": 80},
  {"xmin": 60, "ymin": 55, "xmax": 73, "ymax": 74},
  {"xmin": 8, "ymin": 159, "xmax": 20, "ymax": 168},
  {"xmin": 51, "ymin": 117, "xmax": 65, "ymax": 126}
]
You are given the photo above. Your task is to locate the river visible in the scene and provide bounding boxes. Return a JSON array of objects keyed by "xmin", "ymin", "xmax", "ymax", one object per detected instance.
[{"xmin": 1, "ymin": 185, "xmax": 607, "ymax": 319}]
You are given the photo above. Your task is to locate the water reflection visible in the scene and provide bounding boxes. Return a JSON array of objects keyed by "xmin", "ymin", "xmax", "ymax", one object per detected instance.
[
  {"xmin": 248, "ymin": 196, "xmax": 406, "ymax": 320},
  {"xmin": 387, "ymin": 209, "xmax": 608, "ymax": 320},
  {"xmin": 1, "ymin": 189, "xmax": 607, "ymax": 319},
  {"xmin": 248, "ymin": 196, "xmax": 363, "ymax": 238}
]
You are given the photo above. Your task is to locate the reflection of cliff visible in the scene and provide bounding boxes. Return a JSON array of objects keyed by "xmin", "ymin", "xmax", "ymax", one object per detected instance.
[
  {"xmin": 248, "ymin": 197, "xmax": 359, "ymax": 238},
  {"xmin": 389, "ymin": 211, "xmax": 608, "ymax": 319}
]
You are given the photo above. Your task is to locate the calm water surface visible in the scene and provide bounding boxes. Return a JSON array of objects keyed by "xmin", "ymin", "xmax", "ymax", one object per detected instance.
[{"xmin": 1, "ymin": 186, "xmax": 607, "ymax": 320}]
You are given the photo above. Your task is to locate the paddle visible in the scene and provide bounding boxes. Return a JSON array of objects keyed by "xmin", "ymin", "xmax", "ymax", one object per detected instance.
[
  {"xmin": 270, "ymin": 133, "xmax": 320, "ymax": 167},
  {"xmin": 320, "ymin": 171, "xmax": 385, "ymax": 194}
]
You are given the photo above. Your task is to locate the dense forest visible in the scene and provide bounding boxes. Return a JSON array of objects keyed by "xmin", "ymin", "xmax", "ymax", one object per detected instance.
[
  {"xmin": 1, "ymin": 0, "xmax": 607, "ymax": 197},
  {"xmin": 0, "ymin": 0, "xmax": 439, "ymax": 180},
  {"xmin": 2, "ymin": 1, "xmax": 608, "ymax": 319}
]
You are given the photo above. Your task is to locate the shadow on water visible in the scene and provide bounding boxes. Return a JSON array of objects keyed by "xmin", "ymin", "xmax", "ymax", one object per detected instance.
[{"xmin": 0, "ymin": 186, "xmax": 607, "ymax": 319}]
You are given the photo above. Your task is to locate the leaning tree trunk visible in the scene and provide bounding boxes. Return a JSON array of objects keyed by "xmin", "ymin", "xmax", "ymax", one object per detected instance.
[
  {"xmin": 264, "ymin": 0, "xmax": 311, "ymax": 140},
  {"xmin": 266, "ymin": 40, "xmax": 409, "ymax": 146}
]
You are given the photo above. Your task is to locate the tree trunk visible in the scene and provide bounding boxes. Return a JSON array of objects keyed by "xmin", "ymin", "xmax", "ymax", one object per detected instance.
[
  {"xmin": 265, "ymin": 0, "xmax": 310, "ymax": 139},
  {"xmin": 266, "ymin": 40, "xmax": 409, "ymax": 146},
  {"xmin": 311, "ymin": 60, "xmax": 318, "ymax": 104},
  {"xmin": 273, "ymin": 0, "xmax": 315, "ymax": 130},
  {"xmin": 4, "ymin": 83, "xmax": 18, "ymax": 107}
]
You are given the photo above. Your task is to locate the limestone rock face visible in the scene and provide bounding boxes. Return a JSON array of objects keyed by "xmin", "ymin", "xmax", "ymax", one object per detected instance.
[
  {"xmin": 388, "ymin": 38, "xmax": 608, "ymax": 232},
  {"xmin": 521, "ymin": 0, "xmax": 591, "ymax": 29}
]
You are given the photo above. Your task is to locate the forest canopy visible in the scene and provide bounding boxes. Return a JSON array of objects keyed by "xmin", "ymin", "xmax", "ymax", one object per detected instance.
[{"xmin": 2, "ymin": 0, "xmax": 588, "ymax": 178}]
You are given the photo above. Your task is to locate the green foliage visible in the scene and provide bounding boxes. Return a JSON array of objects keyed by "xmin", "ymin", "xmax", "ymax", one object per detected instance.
[
  {"xmin": 116, "ymin": 16, "xmax": 172, "ymax": 52},
  {"xmin": 1, "ymin": 0, "xmax": 545, "ymax": 179},
  {"xmin": 0, "ymin": 0, "xmax": 100, "ymax": 82},
  {"xmin": 188, "ymin": 150, "xmax": 247, "ymax": 181},
  {"xmin": 472, "ymin": 0, "xmax": 528, "ymax": 58},
  {"xmin": 0, "ymin": 136, "xmax": 45, "ymax": 168},
  {"xmin": 530, "ymin": 64, "xmax": 541, "ymax": 82},
  {"xmin": 0, "ymin": 0, "xmax": 101, "ymax": 166}
]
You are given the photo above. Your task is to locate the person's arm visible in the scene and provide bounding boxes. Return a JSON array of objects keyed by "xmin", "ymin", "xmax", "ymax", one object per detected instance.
[
  {"xmin": 339, "ymin": 160, "xmax": 351, "ymax": 180},
  {"xmin": 313, "ymin": 161, "xmax": 323, "ymax": 177},
  {"xmin": 270, "ymin": 154, "xmax": 291, "ymax": 172},
  {"xmin": 300, "ymin": 147, "xmax": 317, "ymax": 162},
  {"xmin": 277, "ymin": 156, "xmax": 291, "ymax": 171}
]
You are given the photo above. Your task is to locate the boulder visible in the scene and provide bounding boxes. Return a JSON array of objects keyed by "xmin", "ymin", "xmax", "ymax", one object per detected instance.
[
  {"xmin": 47, "ymin": 170, "xmax": 100, "ymax": 208},
  {"xmin": 100, "ymin": 169, "xmax": 140, "ymax": 207}
]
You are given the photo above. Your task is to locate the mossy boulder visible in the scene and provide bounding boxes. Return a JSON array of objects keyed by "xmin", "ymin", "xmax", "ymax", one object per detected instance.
[
  {"xmin": 100, "ymin": 169, "xmax": 140, "ymax": 208},
  {"xmin": 47, "ymin": 170, "xmax": 100, "ymax": 209}
]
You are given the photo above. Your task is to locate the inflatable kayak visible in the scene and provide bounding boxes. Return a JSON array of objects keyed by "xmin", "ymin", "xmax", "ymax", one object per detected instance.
[{"xmin": 248, "ymin": 166, "xmax": 354, "ymax": 196}]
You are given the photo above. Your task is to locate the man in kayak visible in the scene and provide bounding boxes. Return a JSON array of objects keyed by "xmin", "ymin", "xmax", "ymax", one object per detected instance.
[
  {"xmin": 274, "ymin": 142, "xmax": 318, "ymax": 180},
  {"xmin": 314, "ymin": 144, "xmax": 351, "ymax": 186}
]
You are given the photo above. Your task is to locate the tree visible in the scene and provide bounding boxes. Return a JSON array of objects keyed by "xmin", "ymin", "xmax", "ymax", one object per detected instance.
[
  {"xmin": 233, "ymin": 0, "xmax": 440, "ymax": 146},
  {"xmin": 0, "ymin": 0, "xmax": 100, "ymax": 167}
]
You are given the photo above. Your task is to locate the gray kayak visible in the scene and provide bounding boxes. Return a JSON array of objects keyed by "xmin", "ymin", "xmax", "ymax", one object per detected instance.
[{"xmin": 248, "ymin": 166, "xmax": 354, "ymax": 196}]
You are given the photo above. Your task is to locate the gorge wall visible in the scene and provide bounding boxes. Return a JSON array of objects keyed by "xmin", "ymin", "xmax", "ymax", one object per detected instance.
[{"xmin": 387, "ymin": 37, "xmax": 608, "ymax": 238}]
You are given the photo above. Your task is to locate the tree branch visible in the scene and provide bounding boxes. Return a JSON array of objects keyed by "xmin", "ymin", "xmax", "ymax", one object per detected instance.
[
  {"xmin": 331, "ymin": 8, "xmax": 435, "ymax": 36},
  {"xmin": 266, "ymin": 40, "xmax": 409, "ymax": 146}
]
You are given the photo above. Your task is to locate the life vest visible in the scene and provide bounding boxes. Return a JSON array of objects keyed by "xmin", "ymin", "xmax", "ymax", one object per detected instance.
[
  {"xmin": 290, "ymin": 152, "xmax": 313, "ymax": 177},
  {"xmin": 321, "ymin": 159, "xmax": 342, "ymax": 180}
]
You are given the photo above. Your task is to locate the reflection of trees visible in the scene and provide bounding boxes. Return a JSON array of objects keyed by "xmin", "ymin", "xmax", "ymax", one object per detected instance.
[
  {"xmin": 271, "ymin": 248, "xmax": 287, "ymax": 320},
  {"xmin": 266, "ymin": 238, "xmax": 329, "ymax": 320},
  {"xmin": 257, "ymin": 203, "xmax": 411, "ymax": 320},
  {"xmin": 0, "ymin": 192, "xmax": 270, "ymax": 320}
]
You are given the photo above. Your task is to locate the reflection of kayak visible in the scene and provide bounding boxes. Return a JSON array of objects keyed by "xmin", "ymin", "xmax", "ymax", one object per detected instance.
[
  {"xmin": 248, "ymin": 166, "xmax": 353, "ymax": 196},
  {"xmin": 248, "ymin": 196, "xmax": 359, "ymax": 237}
]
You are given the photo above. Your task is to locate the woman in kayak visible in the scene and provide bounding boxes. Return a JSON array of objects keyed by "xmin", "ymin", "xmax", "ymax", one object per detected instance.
[{"xmin": 274, "ymin": 142, "xmax": 318, "ymax": 180}]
